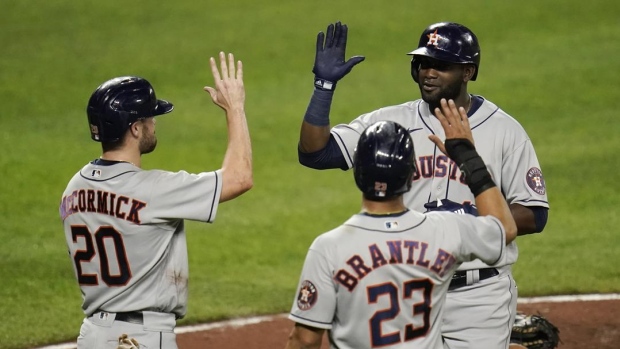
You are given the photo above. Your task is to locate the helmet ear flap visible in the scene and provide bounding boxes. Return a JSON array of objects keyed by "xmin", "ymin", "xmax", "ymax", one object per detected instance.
[
  {"xmin": 469, "ymin": 64, "xmax": 479, "ymax": 81},
  {"xmin": 87, "ymin": 101, "xmax": 131, "ymax": 142},
  {"xmin": 87, "ymin": 106, "xmax": 103, "ymax": 142},
  {"xmin": 410, "ymin": 57, "xmax": 420, "ymax": 83}
]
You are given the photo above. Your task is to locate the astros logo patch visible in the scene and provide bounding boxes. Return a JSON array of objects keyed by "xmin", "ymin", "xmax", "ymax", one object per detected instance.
[
  {"xmin": 526, "ymin": 167, "xmax": 546, "ymax": 195},
  {"xmin": 426, "ymin": 30, "xmax": 442, "ymax": 46},
  {"xmin": 296, "ymin": 280, "xmax": 318, "ymax": 311}
]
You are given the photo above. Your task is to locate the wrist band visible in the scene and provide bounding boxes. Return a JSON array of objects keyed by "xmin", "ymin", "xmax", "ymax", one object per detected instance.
[
  {"xmin": 304, "ymin": 113, "xmax": 330, "ymax": 126},
  {"xmin": 303, "ymin": 89, "xmax": 334, "ymax": 126},
  {"xmin": 445, "ymin": 139, "xmax": 497, "ymax": 197},
  {"xmin": 314, "ymin": 77, "xmax": 336, "ymax": 91}
]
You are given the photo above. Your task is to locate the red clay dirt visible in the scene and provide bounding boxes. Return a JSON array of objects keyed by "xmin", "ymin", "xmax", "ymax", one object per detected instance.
[{"xmin": 177, "ymin": 299, "xmax": 620, "ymax": 349}]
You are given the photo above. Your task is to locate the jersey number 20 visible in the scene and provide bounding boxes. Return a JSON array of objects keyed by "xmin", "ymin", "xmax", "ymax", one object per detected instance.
[
  {"xmin": 71, "ymin": 225, "xmax": 131, "ymax": 286},
  {"xmin": 367, "ymin": 279, "xmax": 433, "ymax": 347}
]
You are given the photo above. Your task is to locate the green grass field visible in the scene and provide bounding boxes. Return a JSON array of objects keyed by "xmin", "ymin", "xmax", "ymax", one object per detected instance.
[{"xmin": 1, "ymin": 0, "xmax": 619, "ymax": 348}]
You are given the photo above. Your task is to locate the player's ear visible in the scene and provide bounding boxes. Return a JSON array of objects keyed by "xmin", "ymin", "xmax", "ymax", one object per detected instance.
[
  {"xmin": 463, "ymin": 65, "xmax": 476, "ymax": 82},
  {"xmin": 129, "ymin": 121, "xmax": 141, "ymax": 138}
]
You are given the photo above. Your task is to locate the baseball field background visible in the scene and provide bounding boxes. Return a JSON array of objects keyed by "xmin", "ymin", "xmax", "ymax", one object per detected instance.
[{"xmin": 1, "ymin": 1, "xmax": 619, "ymax": 348}]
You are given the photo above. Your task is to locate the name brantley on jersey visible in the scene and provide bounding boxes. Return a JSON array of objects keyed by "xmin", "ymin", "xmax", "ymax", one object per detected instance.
[{"xmin": 334, "ymin": 240, "xmax": 457, "ymax": 292}]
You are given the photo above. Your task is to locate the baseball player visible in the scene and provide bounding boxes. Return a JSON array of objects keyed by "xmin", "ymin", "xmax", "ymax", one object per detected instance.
[
  {"xmin": 59, "ymin": 52, "xmax": 252, "ymax": 349},
  {"xmin": 296, "ymin": 22, "xmax": 549, "ymax": 348},
  {"xmin": 286, "ymin": 111, "xmax": 518, "ymax": 349}
]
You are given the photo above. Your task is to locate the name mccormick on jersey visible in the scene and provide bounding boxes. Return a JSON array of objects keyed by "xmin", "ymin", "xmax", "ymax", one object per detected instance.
[
  {"xmin": 59, "ymin": 189, "xmax": 146, "ymax": 224},
  {"xmin": 334, "ymin": 240, "xmax": 456, "ymax": 292}
]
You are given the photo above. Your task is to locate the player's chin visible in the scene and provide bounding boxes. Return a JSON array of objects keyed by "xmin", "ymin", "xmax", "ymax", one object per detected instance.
[
  {"xmin": 420, "ymin": 90, "xmax": 441, "ymax": 107},
  {"xmin": 140, "ymin": 139, "xmax": 157, "ymax": 155},
  {"xmin": 418, "ymin": 85, "xmax": 438, "ymax": 102}
]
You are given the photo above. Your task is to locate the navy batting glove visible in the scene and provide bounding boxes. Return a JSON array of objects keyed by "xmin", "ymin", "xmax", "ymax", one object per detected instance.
[
  {"xmin": 424, "ymin": 199, "xmax": 479, "ymax": 216},
  {"xmin": 313, "ymin": 22, "xmax": 365, "ymax": 91}
]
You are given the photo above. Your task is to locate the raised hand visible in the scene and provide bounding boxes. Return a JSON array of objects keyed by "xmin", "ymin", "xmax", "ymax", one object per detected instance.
[
  {"xmin": 312, "ymin": 22, "xmax": 365, "ymax": 91},
  {"xmin": 429, "ymin": 98, "xmax": 496, "ymax": 199},
  {"xmin": 204, "ymin": 52, "xmax": 245, "ymax": 112},
  {"xmin": 428, "ymin": 98, "xmax": 474, "ymax": 155}
]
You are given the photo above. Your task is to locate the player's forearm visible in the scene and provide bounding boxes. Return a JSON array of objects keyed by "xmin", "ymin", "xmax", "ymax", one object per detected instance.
[
  {"xmin": 510, "ymin": 203, "xmax": 547, "ymax": 235},
  {"xmin": 476, "ymin": 187, "xmax": 518, "ymax": 244},
  {"xmin": 220, "ymin": 107, "xmax": 253, "ymax": 202},
  {"xmin": 299, "ymin": 89, "xmax": 335, "ymax": 153},
  {"xmin": 285, "ymin": 338, "xmax": 321, "ymax": 349},
  {"xmin": 439, "ymin": 136, "xmax": 517, "ymax": 243},
  {"xmin": 285, "ymin": 325, "xmax": 324, "ymax": 349}
]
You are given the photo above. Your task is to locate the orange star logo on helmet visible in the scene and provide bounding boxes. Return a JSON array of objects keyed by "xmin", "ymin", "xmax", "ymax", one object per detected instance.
[{"xmin": 426, "ymin": 30, "xmax": 441, "ymax": 46}]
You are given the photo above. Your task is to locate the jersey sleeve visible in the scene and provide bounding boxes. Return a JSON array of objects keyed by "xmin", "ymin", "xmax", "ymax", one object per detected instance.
[
  {"xmin": 449, "ymin": 214, "xmax": 506, "ymax": 265},
  {"xmin": 331, "ymin": 119, "xmax": 371, "ymax": 169},
  {"xmin": 331, "ymin": 103, "xmax": 419, "ymax": 169},
  {"xmin": 501, "ymin": 127, "xmax": 549, "ymax": 209},
  {"xmin": 143, "ymin": 169, "xmax": 222, "ymax": 223},
  {"xmin": 289, "ymin": 245, "xmax": 336, "ymax": 330}
]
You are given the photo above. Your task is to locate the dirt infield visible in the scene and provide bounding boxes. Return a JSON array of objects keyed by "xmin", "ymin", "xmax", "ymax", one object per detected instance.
[{"xmin": 176, "ymin": 299, "xmax": 620, "ymax": 349}]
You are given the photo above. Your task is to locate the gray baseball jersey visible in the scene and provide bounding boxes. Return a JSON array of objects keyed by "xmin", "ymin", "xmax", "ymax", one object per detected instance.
[
  {"xmin": 59, "ymin": 160, "xmax": 222, "ymax": 318},
  {"xmin": 330, "ymin": 97, "xmax": 548, "ymax": 271},
  {"xmin": 289, "ymin": 210, "xmax": 506, "ymax": 349}
]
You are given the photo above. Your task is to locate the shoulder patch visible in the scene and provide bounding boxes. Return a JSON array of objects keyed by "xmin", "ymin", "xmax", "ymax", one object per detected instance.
[
  {"xmin": 526, "ymin": 167, "xmax": 546, "ymax": 195},
  {"xmin": 296, "ymin": 280, "xmax": 318, "ymax": 311}
]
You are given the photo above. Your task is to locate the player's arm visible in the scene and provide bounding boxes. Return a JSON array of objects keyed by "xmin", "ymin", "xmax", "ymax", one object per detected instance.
[
  {"xmin": 299, "ymin": 92, "xmax": 333, "ymax": 153},
  {"xmin": 298, "ymin": 22, "xmax": 364, "ymax": 166},
  {"xmin": 298, "ymin": 89, "xmax": 347, "ymax": 169},
  {"xmin": 511, "ymin": 204, "xmax": 548, "ymax": 235},
  {"xmin": 204, "ymin": 52, "xmax": 253, "ymax": 203},
  {"xmin": 285, "ymin": 323, "xmax": 325, "ymax": 349},
  {"xmin": 429, "ymin": 99, "xmax": 517, "ymax": 244},
  {"xmin": 473, "ymin": 186, "xmax": 517, "ymax": 244}
]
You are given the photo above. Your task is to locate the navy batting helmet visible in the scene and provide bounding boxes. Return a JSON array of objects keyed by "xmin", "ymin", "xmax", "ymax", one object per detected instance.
[
  {"xmin": 407, "ymin": 22, "xmax": 481, "ymax": 82},
  {"xmin": 86, "ymin": 76, "xmax": 174, "ymax": 142},
  {"xmin": 353, "ymin": 121, "xmax": 416, "ymax": 200}
]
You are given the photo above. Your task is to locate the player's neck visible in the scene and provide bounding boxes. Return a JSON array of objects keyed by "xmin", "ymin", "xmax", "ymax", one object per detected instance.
[
  {"xmin": 361, "ymin": 197, "xmax": 407, "ymax": 216},
  {"xmin": 100, "ymin": 149, "xmax": 142, "ymax": 168}
]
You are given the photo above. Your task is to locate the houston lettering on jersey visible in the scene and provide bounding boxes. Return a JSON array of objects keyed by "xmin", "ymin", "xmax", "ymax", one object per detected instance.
[
  {"xmin": 59, "ymin": 189, "xmax": 146, "ymax": 224},
  {"xmin": 334, "ymin": 240, "xmax": 457, "ymax": 292},
  {"xmin": 412, "ymin": 154, "xmax": 467, "ymax": 183}
]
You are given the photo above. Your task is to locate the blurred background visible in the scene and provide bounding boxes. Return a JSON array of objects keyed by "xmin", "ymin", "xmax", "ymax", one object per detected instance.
[{"xmin": 1, "ymin": 0, "xmax": 619, "ymax": 348}]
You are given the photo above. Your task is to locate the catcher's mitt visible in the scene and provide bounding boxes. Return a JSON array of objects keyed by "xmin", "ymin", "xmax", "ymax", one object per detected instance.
[{"xmin": 510, "ymin": 313, "xmax": 560, "ymax": 349}]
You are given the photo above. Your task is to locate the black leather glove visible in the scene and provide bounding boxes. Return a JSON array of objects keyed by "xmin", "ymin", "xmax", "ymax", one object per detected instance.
[
  {"xmin": 424, "ymin": 199, "xmax": 479, "ymax": 216},
  {"xmin": 510, "ymin": 313, "xmax": 561, "ymax": 349},
  {"xmin": 313, "ymin": 22, "xmax": 365, "ymax": 91}
]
